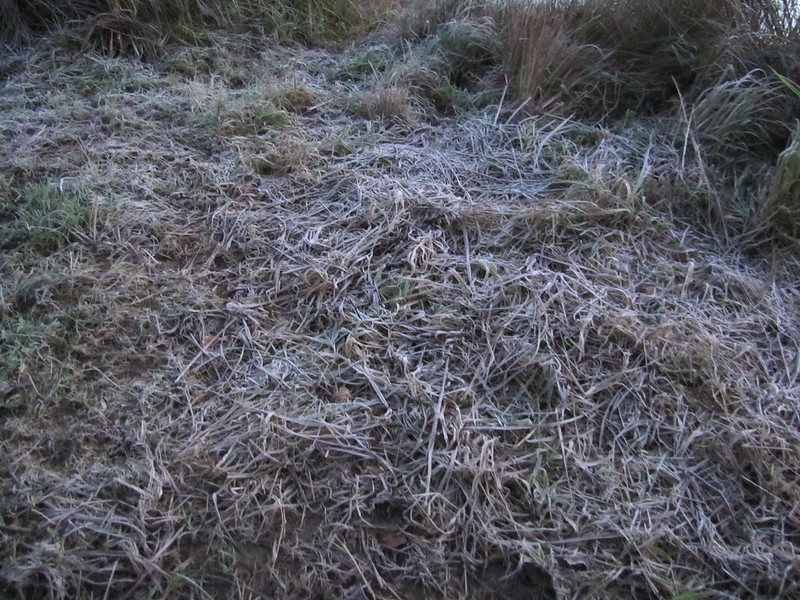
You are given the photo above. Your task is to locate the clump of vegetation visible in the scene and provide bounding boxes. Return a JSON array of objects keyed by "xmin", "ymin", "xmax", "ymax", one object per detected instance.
[
  {"xmin": 356, "ymin": 84, "xmax": 418, "ymax": 124},
  {"xmin": 375, "ymin": 0, "xmax": 800, "ymax": 238},
  {"xmin": 760, "ymin": 123, "xmax": 800, "ymax": 238},
  {"xmin": 1, "ymin": 183, "xmax": 96, "ymax": 254},
  {"xmin": 1, "ymin": 0, "xmax": 393, "ymax": 52},
  {"xmin": 495, "ymin": 0, "xmax": 800, "ymax": 240},
  {"xmin": 427, "ymin": 16, "xmax": 501, "ymax": 90},
  {"xmin": 502, "ymin": 0, "xmax": 800, "ymax": 120},
  {"xmin": 336, "ymin": 44, "xmax": 397, "ymax": 81}
]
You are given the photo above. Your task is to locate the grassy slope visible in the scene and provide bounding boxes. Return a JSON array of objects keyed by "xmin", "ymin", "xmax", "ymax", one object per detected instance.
[{"xmin": 1, "ymin": 4, "xmax": 800, "ymax": 600}]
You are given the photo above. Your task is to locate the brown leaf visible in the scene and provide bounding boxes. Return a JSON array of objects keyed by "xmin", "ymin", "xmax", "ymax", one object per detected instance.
[
  {"xmin": 381, "ymin": 532, "xmax": 408, "ymax": 549},
  {"xmin": 564, "ymin": 552, "xmax": 590, "ymax": 567},
  {"xmin": 332, "ymin": 386, "xmax": 351, "ymax": 403}
]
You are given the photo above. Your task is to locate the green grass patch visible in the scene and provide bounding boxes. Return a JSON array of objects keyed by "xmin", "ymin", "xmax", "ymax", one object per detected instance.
[{"xmin": 5, "ymin": 183, "xmax": 95, "ymax": 254}]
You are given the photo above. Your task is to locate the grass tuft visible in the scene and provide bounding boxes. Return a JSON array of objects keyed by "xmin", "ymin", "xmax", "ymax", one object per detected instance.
[
  {"xmin": 760, "ymin": 123, "xmax": 800, "ymax": 238},
  {"xmin": 8, "ymin": 183, "xmax": 96, "ymax": 254},
  {"xmin": 356, "ymin": 84, "xmax": 418, "ymax": 125}
]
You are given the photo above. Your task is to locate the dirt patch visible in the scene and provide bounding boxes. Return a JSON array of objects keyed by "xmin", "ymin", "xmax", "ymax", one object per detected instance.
[{"xmin": 478, "ymin": 559, "xmax": 556, "ymax": 600}]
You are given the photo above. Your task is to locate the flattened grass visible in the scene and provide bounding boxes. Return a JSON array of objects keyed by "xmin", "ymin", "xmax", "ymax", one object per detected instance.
[{"xmin": 1, "ymin": 2, "xmax": 800, "ymax": 599}]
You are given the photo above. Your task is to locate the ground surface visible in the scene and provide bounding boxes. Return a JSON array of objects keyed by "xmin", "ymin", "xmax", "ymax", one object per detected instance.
[{"xmin": 1, "ymin": 30, "xmax": 799, "ymax": 600}]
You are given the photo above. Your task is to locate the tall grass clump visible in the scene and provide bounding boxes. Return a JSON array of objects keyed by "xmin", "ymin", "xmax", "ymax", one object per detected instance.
[
  {"xmin": 427, "ymin": 17, "xmax": 501, "ymax": 89},
  {"xmin": 398, "ymin": 14, "xmax": 502, "ymax": 112},
  {"xmin": 394, "ymin": 0, "xmax": 474, "ymax": 40},
  {"xmin": 0, "ymin": 0, "xmax": 393, "ymax": 52},
  {"xmin": 503, "ymin": 1, "xmax": 608, "ymax": 117},
  {"xmin": 1, "ymin": 0, "xmax": 68, "ymax": 47},
  {"xmin": 502, "ymin": 0, "xmax": 800, "ymax": 120},
  {"xmin": 759, "ymin": 123, "xmax": 800, "ymax": 239},
  {"xmin": 499, "ymin": 0, "xmax": 800, "ymax": 241}
]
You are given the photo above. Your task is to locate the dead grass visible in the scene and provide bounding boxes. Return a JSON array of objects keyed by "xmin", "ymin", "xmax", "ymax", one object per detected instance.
[
  {"xmin": 501, "ymin": 0, "xmax": 800, "ymax": 119},
  {"xmin": 0, "ymin": 0, "xmax": 396, "ymax": 52},
  {"xmin": 355, "ymin": 84, "xmax": 418, "ymax": 124},
  {"xmin": 1, "ymin": 5, "xmax": 800, "ymax": 600}
]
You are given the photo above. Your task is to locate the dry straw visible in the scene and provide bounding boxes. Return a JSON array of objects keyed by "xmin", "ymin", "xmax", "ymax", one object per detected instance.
[{"xmin": 1, "ymin": 2, "xmax": 800, "ymax": 599}]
